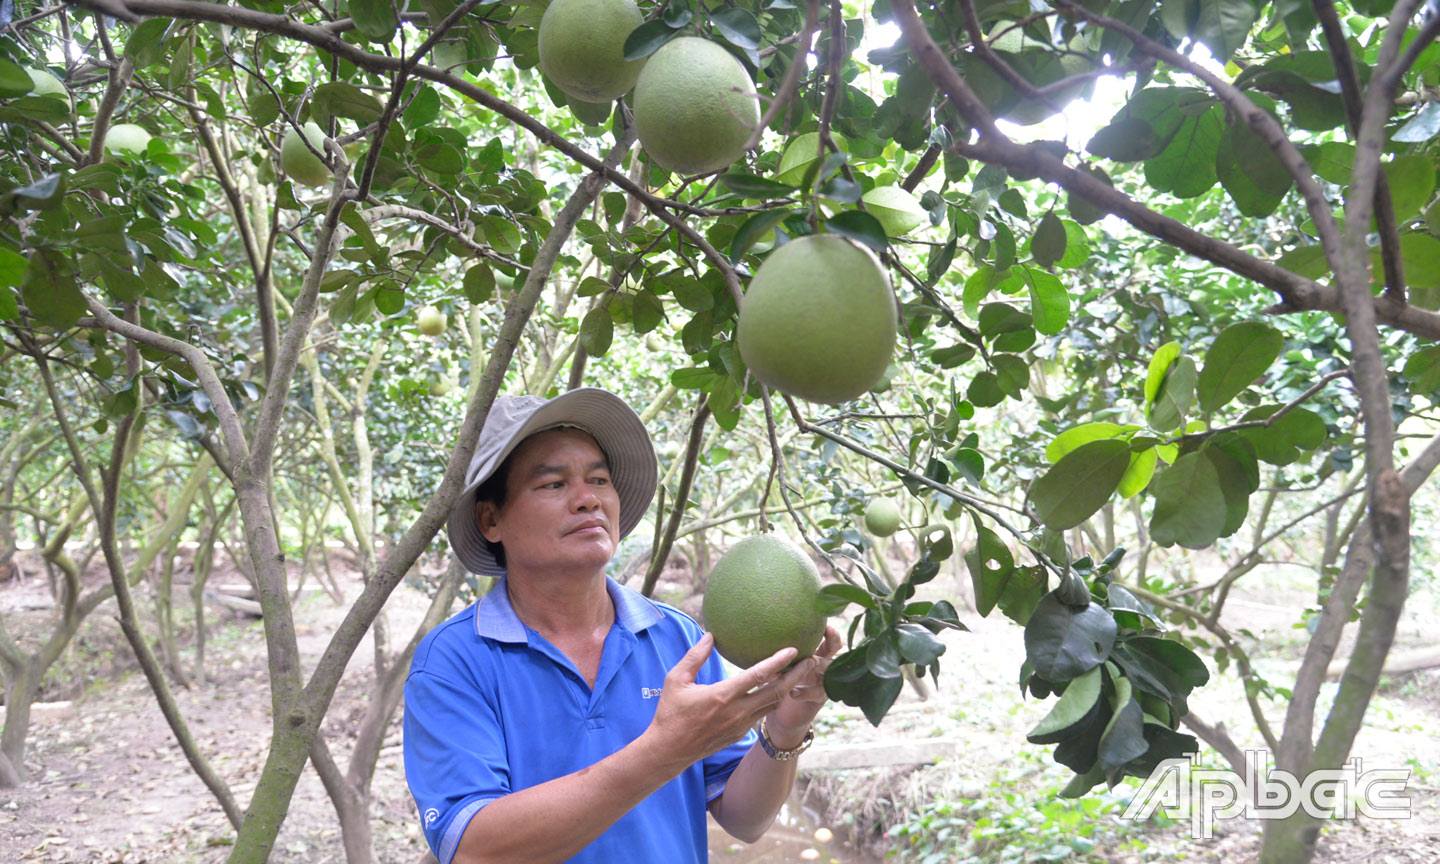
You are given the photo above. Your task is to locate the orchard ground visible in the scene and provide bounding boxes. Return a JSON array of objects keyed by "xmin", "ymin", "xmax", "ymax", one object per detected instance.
[{"xmin": 0, "ymin": 545, "xmax": 1436, "ymax": 864}]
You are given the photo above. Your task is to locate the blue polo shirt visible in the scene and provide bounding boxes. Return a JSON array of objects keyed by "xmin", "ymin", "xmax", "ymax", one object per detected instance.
[{"xmin": 403, "ymin": 576, "xmax": 756, "ymax": 864}]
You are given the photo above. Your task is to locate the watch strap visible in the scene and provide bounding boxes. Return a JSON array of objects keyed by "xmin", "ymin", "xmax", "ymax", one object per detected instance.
[{"xmin": 757, "ymin": 718, "xmax": 813, "ymax": 761}]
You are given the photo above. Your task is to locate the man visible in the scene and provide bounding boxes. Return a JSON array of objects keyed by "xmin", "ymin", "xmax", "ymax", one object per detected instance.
[{"xmin": 404, "ymin": 387, "xmax": 839, "ymax": 864}]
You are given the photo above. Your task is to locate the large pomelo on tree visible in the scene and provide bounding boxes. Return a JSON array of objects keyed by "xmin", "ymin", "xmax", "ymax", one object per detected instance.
[
  {"xmin": 281, "ymin": 122, "xmax": 332, "ymax": 187},
  {"xmin": 633, "ymin": 37, "xmax": 759, "ymax": 175},
  {"xmin": 538, "ymin": 0, "xmax": 645, "ymax": 103},
  {"xmin": 103, "ymin": 123, "xmax": 152, "ymax": 156},
  {"xmin": 702, "ymin": 534, "xmax": 828, "ymax": 669},
  {"xmin": 737, "ymin": 234, "xmax": 897, "ymax": 404}
]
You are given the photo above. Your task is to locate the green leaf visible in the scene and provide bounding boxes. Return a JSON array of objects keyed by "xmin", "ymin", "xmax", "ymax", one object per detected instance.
[
  {"xmin": 1032, "ymin": 211, "xmax": 1066, "ymax": 267},
  {"xmin": 1097, "ymin": 677, "xmax": 1148, "ymax": 778},
  {"xmin": 416, "ymin": 142, "xmax": 465, "ymax": 174},
  {"xmin": 1024, "ymin": 267, "xmax": 1069, "ymax": 335},
  {"xmin": 124, "ymin": 18, "xmax": 172, "ymax": 68},
  {"xmin": 824, "ymin": 211, "xmax": 889, "ymax": 253},
  {"xmin": 1197, "ymin": 321, "xmax": 1284, "ymax": 412},
  {"xmin": 718, "ymin": 173, "xmax": 795, "ymax": 199},
  {"xmin": 623, "ymin": 19, "xmax": 681, "ymax": 61},
  {"xmin": 1046, "ymin": 423, "xmax": 1126, "ymax": 462},
  {"xmin": 0, "ymin": 247, "xmax": 26, "ymax": 288},
  {"xmin": 1068, "ymin": 165, "xmax": 1112, "ymax": 225},
  {"xmin": 978, "ymin": 302, "xmax": 1031, "ymax": 336},
  {"xmin": 1216, "ymin": 122, "xmax": 1286, "ymax": 217},
  {"xmin": 710, "ymin": 7, "xmax": 762, "ymax": 50},
  {"xmin": 632, "ymin": 289, "xmax": 664, "ymax": 334},
  {"xmin": 1205, "ymin": 445, "xmax": 1251, "ymax": 539},
  {"xmin": 1148, "ymin": 355, "xmax": 1196, "ymax": 433},
  {"xmin": 1144, "ymin": 341, "xmax": 1182, "ymax": 407},
  {"xmin": 816, "ymin": 583, "xmax": 878, "ymax": 614},
  {"xmin": 1027, "ymin": 664, "xmax": 1104, "ymax": 745},
  {"xmin": 1149, "ymin": 451, "xmax": 1227, "ymax": 549},
  {"xmin": 1378, "ymin": 155, "xmax": 1436, "ymax": 227},
  {"xmin": 0, "ymin": 60, "xmax": 33, "ymax": 97},
  {"xmin": 577, "ymin": 276, "xmax": 612, "ymax": 298},
  {"xmin": 313, "ymin": 81, "xmax": 385, "ymax": 124},
  {"xmin": 1118, "ymin": 447, "xmax": 1158, "ymax": 498},
  {"xmin": 824, "ymin": 652, "xmax": 904, "ymax": 726},
  {"xmin": 580, "ymin": 306, "xmax": 614, "ymax": 357},
  {"xmin": 1237, "ymin": 405, "xmax": 1327, "ymax": 464},
  {"xmin": 1192, "ymin": 0, "xmax": 1260, "ymax": 62},
  {"xmin": 1304, "ymin": 141, "xmax": 1354, "ymax": 185},
  {"xmin": 896, "ymin": 623, "xmax": 945, "ymax": 665},
  {"xmin": 1024, "ymin": 595, "xmax": 1117, "ymax": 682},
  {"xmin": 730, "ymin": 209, "xmax": 792, "ymax": 263},
  {"xmin": 966, "ymin": 524, "xmax": 1013, "ymax": 618},
  {"xmin": 20, "ymin": 248, "xmax": 84, "ymax": 329},
  {"xmin": 463, "ymin": 263, "xmax": 495, "ymax": 303},
  {"xmin": 668, "ymin": 275, "xmax": 713, "ymax": 312},
  {"xmin": 1030, "ymin": 439, "xmax": 1132, "ymax": 531},
  {"xmin": 349, "ymin": 0, "xmax": 399, "ymax": 41},
  {"xmin": 1143, "ymin": 104, "xmax": 1222, "ymax": 199},
  {"xmin": 1404, "ymin": 345, "xmax": 1440, "ymax": 394},
  {"xmin": 1394, "ymin": 100, "xmax": 1440, "ymax": 143},
  {"xmin": 373, "ymin": 282, "xmax": 405, "ymax": 315}
]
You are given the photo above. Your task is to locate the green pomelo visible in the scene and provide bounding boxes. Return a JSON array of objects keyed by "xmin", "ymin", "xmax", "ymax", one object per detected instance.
[
  {"xmin": 863, "ymin": 497, "xmax": 902, "ymax": 537},
  {"xmin": 861, "ymin": 185, "xmax": 930, "ymax": 237},
  {"xmin": 633, "ymin": 37, "xmax": 759, "ymax": 175},
  {"xmin": 737, "ymin": 234, "xmax": 898, "ymax": 405},
  {"xmin": 104, "ymin": 123, "xmax": 152, "ymax": 156},
  {"xmin": 281, "ymin": 122, "xmax": 331, "ymax": 187},
  {"xmin": 571, "ymin": 98, "xmax": 614, "ymax": 126},
  {"xmin": 27, "ymin": 68, "xmax": 71, "ymax": 108},
  {"xmin": 702, "ymin": 534, "xmax": 828, "ymax": 670},
  {"xmin": 538, "ymin": 0, "xmax": 645, "ymax": 103},
  {"xmin": 775, "ymin": 132, "xmax": 847, "ymax": 187}
]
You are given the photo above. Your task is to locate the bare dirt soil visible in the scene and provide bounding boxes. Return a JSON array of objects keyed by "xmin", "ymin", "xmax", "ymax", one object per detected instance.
[{"xmin": 0, "ymin": 550, "xmax": 1436, "ymax": 863}]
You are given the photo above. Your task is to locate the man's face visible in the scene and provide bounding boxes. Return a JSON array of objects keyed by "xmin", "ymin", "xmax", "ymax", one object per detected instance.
[{"xmin": 475, "ymin": 428, "xmax": 621, "ymax": 576}]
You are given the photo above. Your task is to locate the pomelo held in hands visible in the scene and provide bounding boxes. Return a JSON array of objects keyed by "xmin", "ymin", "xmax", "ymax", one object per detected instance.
[
  {"xmin": 633, "ymin": 37, "xmax": 759, "ymax": 175},
  {"xmin": 737, "ymin": 234, "xmax": 898, "ymax": 404},
  {"xmin": 702, "ymin": 534, "xmax": 828, "ymax": 670},
  {"xmin": 538, "ymin": 0, "xmax": 645, "ymax": 103}
]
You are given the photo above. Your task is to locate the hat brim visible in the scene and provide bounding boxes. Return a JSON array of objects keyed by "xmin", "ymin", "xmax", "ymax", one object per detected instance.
[{"xmin": 446, "ymin": 388, "xmax": 658, "ymax": 577}]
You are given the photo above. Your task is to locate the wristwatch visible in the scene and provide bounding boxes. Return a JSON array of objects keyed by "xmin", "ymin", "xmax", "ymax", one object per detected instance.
[{"xmin": 757, "ymin": 718, "xmax": 814, "ymax": 761}]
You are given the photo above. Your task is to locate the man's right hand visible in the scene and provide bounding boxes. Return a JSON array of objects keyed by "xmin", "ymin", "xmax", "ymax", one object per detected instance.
[{"xmin": 640, "ymin": 633, "xmax": 815, "ymax": 770}]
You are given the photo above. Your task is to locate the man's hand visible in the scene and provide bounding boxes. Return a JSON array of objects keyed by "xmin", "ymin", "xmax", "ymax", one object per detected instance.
[
  {"xmin": 640, "ymin": 633, "xmax": 812, "ymax": 770},
  {"xmin": 765, "ymin": 625, "xmax": 842, "ymax": 747}
]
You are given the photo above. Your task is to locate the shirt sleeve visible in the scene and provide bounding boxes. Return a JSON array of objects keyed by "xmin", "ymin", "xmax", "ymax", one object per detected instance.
[
  {"xmin": 403, "ymin": 667, "xmax": 510, "ymax": 864},
  {"xmin": 695, "ymin": 648, "xmax": 759, "ymax": 801}
]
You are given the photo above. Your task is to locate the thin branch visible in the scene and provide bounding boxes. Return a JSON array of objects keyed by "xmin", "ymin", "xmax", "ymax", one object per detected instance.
[
  {"xmin": 85, "ymin": 58, "xmax": 134, "ymax": 165},
  {"xmin": 1312, "ymin": 0, "xmax": 1406, "ymax": 303}
]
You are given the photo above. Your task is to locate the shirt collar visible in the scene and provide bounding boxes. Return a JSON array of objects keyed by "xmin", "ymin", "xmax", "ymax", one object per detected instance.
[{"xmin": 473, "ymin": 575, "xmax": 664, "ymax": 642}]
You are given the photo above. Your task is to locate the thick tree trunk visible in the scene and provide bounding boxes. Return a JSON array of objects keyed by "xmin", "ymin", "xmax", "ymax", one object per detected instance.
[
  {"xmin": 0, "ymin": 664, "xmax": 37, "ymax": 785},
  {"xmin": 1259, "ymin": 812, "xmax": 1320, "ymax": 864}
]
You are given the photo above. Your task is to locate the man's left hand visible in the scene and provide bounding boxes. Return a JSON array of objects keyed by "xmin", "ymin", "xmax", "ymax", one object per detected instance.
[{"xmin": 764, "ymin": 625, "xmax": 842, "ymax": 748}]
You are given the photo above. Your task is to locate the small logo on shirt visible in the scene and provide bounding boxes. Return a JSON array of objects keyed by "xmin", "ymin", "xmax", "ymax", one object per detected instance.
[
  {"xmin": 424, "ymin": 808, "xmax": 440, "ymax": 827},
  {"xmin": 640, "ymin": 686, "xmax": 663, "ymax": 699}
]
